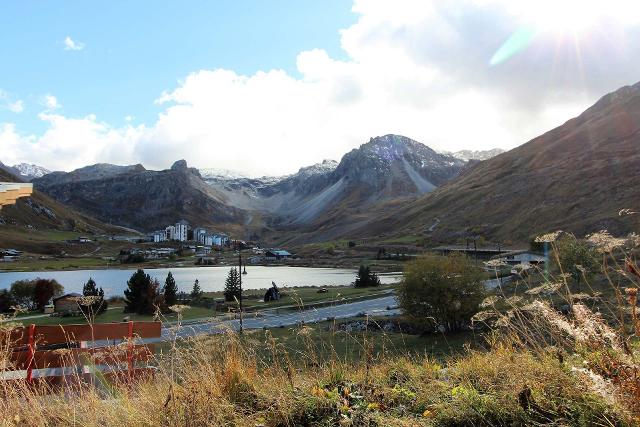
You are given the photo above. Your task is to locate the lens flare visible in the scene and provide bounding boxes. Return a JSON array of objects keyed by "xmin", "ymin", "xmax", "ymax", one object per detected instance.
[{"xmin": 490, "ymin": 27, "xmax": 537, "ymax": 66}]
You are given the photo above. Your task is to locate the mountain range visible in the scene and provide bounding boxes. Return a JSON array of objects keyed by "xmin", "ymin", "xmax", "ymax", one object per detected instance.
[
  {"xmin": 8, "ymin": 81, "xmax": 640, "ymax": 246},
  {"xmin": 0, "ymin": 162, "xmax": 51, "ymax": 182},
  {"xmin": 30, "ymin": 135, "xmax": 471, "ymax": 240}
]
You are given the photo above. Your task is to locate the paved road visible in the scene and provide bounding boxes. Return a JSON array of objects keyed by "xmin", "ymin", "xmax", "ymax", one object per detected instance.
[{"xmin": 159, "ymin": 295, "xmax": 399, "ymax": 341}]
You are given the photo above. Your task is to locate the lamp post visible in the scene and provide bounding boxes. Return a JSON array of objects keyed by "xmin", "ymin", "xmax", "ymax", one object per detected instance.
[{"xmin": 238, "ymin": 251, "xmax": 243, "ymax": 333}]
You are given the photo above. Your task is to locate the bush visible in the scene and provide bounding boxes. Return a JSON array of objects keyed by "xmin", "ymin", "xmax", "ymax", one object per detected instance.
[
  {"xmin": 555, "ymin": 236, "xmax": 600, "ymax": 286},
  {"xmin": 0, "ymin": 289, "xmax": 13, "ymax": 313},
  {"xmin": 397, "ymin": 254, "xmax": 485, "ymax": 332}
]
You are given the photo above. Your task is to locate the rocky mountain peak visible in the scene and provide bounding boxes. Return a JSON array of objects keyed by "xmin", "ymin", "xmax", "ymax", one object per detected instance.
[{"xmin": 170, "ymin": 160, "xmax": 188, "ymax": 171}]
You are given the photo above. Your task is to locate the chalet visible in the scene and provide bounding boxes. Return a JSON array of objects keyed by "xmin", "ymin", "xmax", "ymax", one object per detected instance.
[
  {"xmin": 265, "ymin": 249, "xmax": 292, "ymax": 261},
  {"xmin": 53, "ymin": 293, "xmax": 82, "ymax": 315}
]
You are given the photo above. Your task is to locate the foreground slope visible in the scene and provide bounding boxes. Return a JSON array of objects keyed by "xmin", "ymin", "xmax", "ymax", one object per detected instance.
[{"xmin": 367, "ymin": 82, "xmax": 640, "ymax": 244}]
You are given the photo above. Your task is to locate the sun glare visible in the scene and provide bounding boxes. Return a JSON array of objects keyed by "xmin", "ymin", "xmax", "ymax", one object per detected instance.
[{"xmin": 509, "ymin": 0, "xmax": 640, "ymax": 35}]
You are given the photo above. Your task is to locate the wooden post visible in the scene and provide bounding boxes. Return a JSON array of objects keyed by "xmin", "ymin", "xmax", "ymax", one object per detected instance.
[
  {"xmin": 26, "ymin": 323, "xmax": 35, "ymax": 383},
  {"xmin": 127, "ymin": 321, "xmax": 134, "ymax": 378}
]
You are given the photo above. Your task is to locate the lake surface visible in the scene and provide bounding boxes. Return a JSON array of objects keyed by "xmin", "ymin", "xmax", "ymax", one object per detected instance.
[{"xmin": 0, "ymin": 267, "xmax": 402, "ymax": 297}]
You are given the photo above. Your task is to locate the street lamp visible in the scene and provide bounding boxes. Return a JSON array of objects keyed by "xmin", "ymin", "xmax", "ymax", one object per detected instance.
[{"xmin": 238, "ymin": 251, "xmax": 243, "ymax": 333}]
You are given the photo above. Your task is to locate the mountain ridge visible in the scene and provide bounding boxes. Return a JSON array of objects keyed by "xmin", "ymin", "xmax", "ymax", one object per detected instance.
[{"xmin": 355, "ymin": 82, "xmax": 640, "ymax": 244}]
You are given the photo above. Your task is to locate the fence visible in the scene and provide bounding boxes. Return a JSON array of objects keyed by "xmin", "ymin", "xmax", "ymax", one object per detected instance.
[{"xmin": 2, "ymin": 321, "xmax": 161, "ymax": 388}]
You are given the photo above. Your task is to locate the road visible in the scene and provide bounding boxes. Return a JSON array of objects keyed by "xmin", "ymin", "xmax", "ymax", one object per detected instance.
[
  {"xmin": 158, "ymin": 295, "xmax": 399, "ymax": 341},
  {"xmin": 159, "ymin": 277, "xmax": 502, "ymax": 341}
]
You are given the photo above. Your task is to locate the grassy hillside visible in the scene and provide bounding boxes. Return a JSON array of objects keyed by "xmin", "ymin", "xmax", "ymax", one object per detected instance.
[{"xmin": 0, "ymin": 167, "xmax": 136, "ymax": 254}]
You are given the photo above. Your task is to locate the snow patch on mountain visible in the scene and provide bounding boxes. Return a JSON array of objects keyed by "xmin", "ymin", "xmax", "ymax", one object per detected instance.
[
  {"xmin": 12, "ymin": 163, "xmax": 51, "ymax": 180},
  {"xmin": 446, "ymin": 148, "xmax": 505, "ymax": 161}
]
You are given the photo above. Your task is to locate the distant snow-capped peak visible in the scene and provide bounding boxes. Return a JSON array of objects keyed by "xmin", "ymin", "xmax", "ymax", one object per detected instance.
[
  {"xmin": 444, "ymin": 148, "xmax": 505, "ymax": 162},
  {"xmin": 12, "ymin": 163, "xmax": 51, "ymax": 179}
]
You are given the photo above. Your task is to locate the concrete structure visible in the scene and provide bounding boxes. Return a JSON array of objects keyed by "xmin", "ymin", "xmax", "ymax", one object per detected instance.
[
  {"xmin": 151, "ymin": 230, "xmax": 166, "ymax": 243},
  {"xmin": 0, "ymin": 182, "xmax": 32, "ymax": 208},
  {"xmin": 165, "ymin": 225, "xmax": 176, "ymax": 240},
  {"xmin": 175, "ymin": 221, "xmax": 188, "ymax": 242},
  {"xmin": 498, "ymin": 251, "xmax": 547, "ymax": 266},
  {"xmin": 193, "ymin": 227, "xmax": 207, "ymax": 244}
]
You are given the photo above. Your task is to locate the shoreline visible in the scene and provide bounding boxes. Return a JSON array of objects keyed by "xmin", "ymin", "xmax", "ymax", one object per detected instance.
[{"xmin": 0, "ymin": 260, "xmax": 404, "ymax": 274}]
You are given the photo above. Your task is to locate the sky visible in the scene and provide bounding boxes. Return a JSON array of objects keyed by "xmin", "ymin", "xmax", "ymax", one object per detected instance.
[{"xmin": 2, "ymin": 0, "xmax": 640, "ymax": 176}]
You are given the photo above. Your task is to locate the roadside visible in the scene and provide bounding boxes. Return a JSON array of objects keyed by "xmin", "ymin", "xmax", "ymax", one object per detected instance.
[{"xmin": 5, "ymin": 284, "xmax": 398, "ymax": 326}]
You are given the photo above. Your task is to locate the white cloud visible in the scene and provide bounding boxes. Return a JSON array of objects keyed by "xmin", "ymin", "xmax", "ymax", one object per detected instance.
[
  {"xmin": 0, "ymin": 90, "xmax": 24, "ymax": 113},
  {"xmin": 42, "ymin": 94, "xmax": 60, "ymax": 110},
  {"xmin": 63, "ymin": 36, "xmax": 84, "ymax": 51},
  {"xmin": 6, "ymin": 100, "xmax": 24, "ymax": 113},
  {"xmin": 4, "ymin": 0, "xmax": 640, "ymax": 175}
]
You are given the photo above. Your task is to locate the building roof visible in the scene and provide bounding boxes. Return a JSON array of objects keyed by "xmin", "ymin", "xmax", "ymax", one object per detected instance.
[
  {"xmin": 53, "ymin": 293, "xmax": 82, "ymax": 303},
  {"xmin": 268, "ymin": 250, "xmax": 291, "ymax": 256}
]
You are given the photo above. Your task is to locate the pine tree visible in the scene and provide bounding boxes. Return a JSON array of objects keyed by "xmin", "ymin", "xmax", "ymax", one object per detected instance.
[
  {"xmin": 354, "ymin": 265, "xmax": 381, "ymax": 288},
  {"xmin": 224, "ymin": 268, "xmax": 241, "ymax": 302},
  {"xmin": 83, "ymin": 277, "xmax": 98, "ymax": 296},
  {"xmin": 163, "ymin": 272, "xmax": 178, "ymax": 307},
  {"xmin": 124, "ymin": 269, "xmax": 161, "ymax": 314},
  {"xmin": 97, "ymin": 287, "xmax": 108, "ymax": 314},
  {"xmin": 190, "ymin": 279, "xmax": 203, "ymax": 303}
]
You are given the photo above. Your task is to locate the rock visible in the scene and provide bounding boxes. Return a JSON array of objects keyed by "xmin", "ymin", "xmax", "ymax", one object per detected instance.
[{"xmin": 171, "ymin": 160, "xmax": 188, "ymax": 171}]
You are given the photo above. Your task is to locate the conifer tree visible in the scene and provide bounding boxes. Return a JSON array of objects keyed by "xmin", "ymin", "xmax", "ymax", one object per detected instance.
[
  {"xmin": 224, "ymin": 268, "xmax": 241, "ymax": 302},
  {"xmin": 163, "ymin": 272, "xmax": 178, "ymax": 306},
  {"xmin": 190, "ymin": 279, "xmax": 203, "ymax": 303},
  {"xmin": 124, "ymin": 269, "xmax": 161, "ymax": 314}
]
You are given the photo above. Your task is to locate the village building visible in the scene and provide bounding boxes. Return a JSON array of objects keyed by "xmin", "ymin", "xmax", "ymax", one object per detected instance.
[
  {"xmin": 497, "ymin": 251, "xmax": 547, "ymax": 266},
  {"xmin": 175, "ymin": 220, "xmax": 189, "ymax": 242},
  {"xmin": 165, "ymin": 225, "xmax": 176, "ymax": 240},
  {"xmin": 193, "ymin": 227, "xmax": 207, "ymax": 244},
  {"xmin": 53, "ymin": 293, "xmax": 82, "ymax": 315},
  {"xmin": 265, "ymin": 249, "xmax": 292, "ymax": 261},
  {"xmin": 151, "ymin": 230, "xmax": 166, "ymax": 242}
]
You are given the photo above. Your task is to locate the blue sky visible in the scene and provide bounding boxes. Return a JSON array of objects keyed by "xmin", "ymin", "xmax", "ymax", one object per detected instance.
[
  {"xmin": 0, "ymin": 0, "xmax": 354, "ymax": 131},
  {"xmin": 2, "ymin": 0, "xmax": 640, "ymax": 176}
]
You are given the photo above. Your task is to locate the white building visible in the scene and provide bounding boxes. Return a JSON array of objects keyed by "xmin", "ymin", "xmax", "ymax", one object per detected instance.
[
  {"xmin": 202, "ymin": 232, "xmax": 228, "ymax": 246},
  {"xmin": 152, "ymin": 231, "xmax": 166, "ymax": 243},
  {"xmin": 165, "ymin": 225, "xmax": 176, "ymax": 241},
  {"xmin": 174, "ymin": 222, "xmax": 188, "ymax": 242},
  {"xmin": 193, "ymin": 227, "xmax": 207, "ymax": 244}
]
